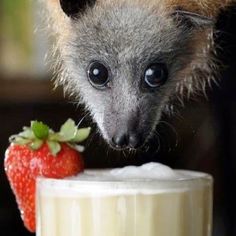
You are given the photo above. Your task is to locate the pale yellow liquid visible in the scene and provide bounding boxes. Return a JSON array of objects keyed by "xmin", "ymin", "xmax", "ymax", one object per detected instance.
[{"xmin": 36, "ymin": 170, "xmax": 213, "ymax": 236}]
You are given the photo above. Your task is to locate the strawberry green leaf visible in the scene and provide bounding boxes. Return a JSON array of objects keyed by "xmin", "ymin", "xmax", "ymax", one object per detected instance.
[
  {"xmin": 9, "ymin": 136, "xmax": 31, "ymax": 145},
  {"xmin": 31, "ymin": 121, "xmax": 49, "ymax": 140},
  {"xmin": 67, "ymin": 143, "xmax": 85, "ymax": 153},
  {"xmin": 19, "ymin": 128, "xmax": 35, "ymax": 139},
  {"xmin": 48, "ymin": 133, "xmax": 63, "ymax": 142},
  {"xmin": 47, "ymin": 141, "xmax": 61, "ymax": 156},
  {"xmin": 29, "ymin": 139, "xmax": 44, "ymax": 150},
  {"xmin": 72, "ymin": 127, "xmax": 91, "ymax": 143},
  {"xmin": 72, "ymin": 144, "xmax": 85, "ymax": 152},
  {"xmin": 59, "ymin": 119, "xmax": 77, "ymax": 142}
]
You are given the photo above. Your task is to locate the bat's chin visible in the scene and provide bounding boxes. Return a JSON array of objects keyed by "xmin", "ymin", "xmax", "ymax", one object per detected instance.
[{"xmin": 108, "ymin": 142, "xmax": 142, "ymax": 151}]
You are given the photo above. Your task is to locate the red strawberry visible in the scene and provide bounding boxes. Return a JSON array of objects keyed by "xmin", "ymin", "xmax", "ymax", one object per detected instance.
[{"xmin": 4, "ymin": 119, "xmax": 90, "ymax": 232}]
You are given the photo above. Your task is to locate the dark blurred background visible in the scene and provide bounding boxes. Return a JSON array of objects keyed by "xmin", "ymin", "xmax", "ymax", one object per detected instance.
[{"xmin": 0, "ymin": 1, "xmax": 235, "ymax": 236}]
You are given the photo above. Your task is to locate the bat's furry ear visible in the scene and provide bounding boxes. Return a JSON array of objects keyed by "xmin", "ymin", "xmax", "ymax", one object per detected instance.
[
  {"xmin": 59, "ymin": 0, "xmax": 96, "ymax": 18},
  {"xmin": 172, "ymin": 10, "xmax": 214, "ymax": 29}
]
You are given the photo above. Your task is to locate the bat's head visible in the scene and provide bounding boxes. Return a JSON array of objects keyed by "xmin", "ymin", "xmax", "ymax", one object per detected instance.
[{"xmin": 57, "ymin": 0, "xmax": 214, "ymax": 150}]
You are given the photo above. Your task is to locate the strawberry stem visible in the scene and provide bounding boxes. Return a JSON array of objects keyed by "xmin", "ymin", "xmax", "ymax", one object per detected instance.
[
  {"xmin": 31, "ymin": 121, "xmax": 49, "ymax": 139},
  {"xmin": 9, "ymin": 119, "xmax": 91, "ymax": 155}
]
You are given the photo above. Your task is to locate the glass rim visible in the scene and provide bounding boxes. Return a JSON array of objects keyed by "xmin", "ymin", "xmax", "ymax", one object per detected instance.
[{"xmin": 37, "ymin": 170, "xmax": 213, "ymax": 194}]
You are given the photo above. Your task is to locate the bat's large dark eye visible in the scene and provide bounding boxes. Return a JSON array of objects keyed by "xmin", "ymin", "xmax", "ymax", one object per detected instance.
[
  {"xmin": 144, "ymin": 63, "xmax": 168, "ymax": 88},
  {"xmin": 87, "ymin": 61, "xmax": 109, "ymax": 88}
]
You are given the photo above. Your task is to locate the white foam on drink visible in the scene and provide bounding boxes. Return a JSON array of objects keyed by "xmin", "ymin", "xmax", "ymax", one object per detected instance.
[
  {"xmin": 109, "ymin": 162, "xmax": 177, "ymax": 180},
  {"xmin": 71, "ymin": 162, "xmax": 183, "ymax": 182},
  {"xmin": 37, "ymin": 163, "xmax": 212, "ymax": 197}
]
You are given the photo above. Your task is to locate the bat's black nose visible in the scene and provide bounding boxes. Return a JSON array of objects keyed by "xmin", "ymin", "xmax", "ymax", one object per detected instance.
[{"xmin": 111, "ymin": 132, "xmax": 142, "ymax": 149}]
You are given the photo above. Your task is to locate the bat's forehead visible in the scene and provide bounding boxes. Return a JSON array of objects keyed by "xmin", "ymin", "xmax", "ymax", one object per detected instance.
[{"xmin": 69, "ymin": 4, "xmax": 181, "ymax": 66}]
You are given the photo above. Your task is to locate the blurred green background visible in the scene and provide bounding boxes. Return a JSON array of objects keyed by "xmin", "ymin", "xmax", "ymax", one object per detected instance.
[{"xmin": 0, "ymin": 1, "xmax": 236, "ymax": 236}]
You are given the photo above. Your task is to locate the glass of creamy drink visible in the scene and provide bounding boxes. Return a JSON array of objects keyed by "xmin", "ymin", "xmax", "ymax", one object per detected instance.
[{"xmin": 36, "ymin": 163, "xmax": 213, "ymax": 236}]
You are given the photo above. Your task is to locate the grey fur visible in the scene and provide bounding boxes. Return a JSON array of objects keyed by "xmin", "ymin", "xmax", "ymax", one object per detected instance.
[{"xmin": 55, "ymin": 2, "xmax": 214, "ymax": 148}]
